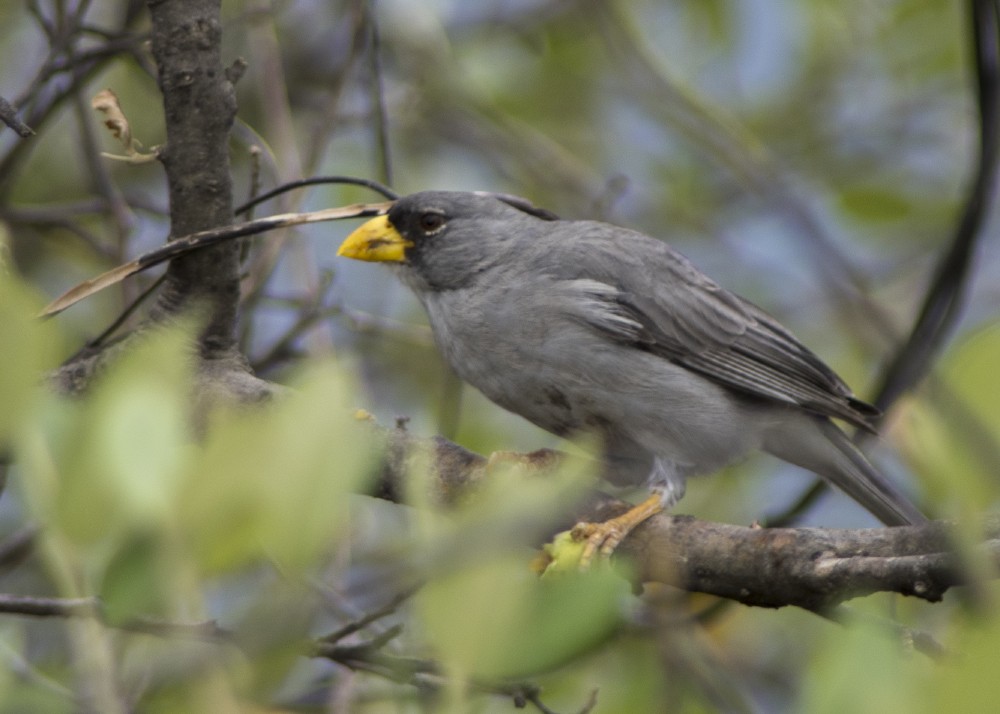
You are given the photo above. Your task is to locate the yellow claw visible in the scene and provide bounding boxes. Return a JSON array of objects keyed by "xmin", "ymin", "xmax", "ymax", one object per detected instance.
[
  {"xmin": 337, "ymin": 215, "xmax": 413, "ymax": 263},
  {"xmin": 572, "ymin": 492, "xmax": 666, "ymax": 570}
]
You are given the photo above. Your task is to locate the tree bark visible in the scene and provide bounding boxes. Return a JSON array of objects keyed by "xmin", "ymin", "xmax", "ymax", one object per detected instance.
[{"xmin": 148, "ymin": 0, "xmax": 239, "ymax": 353}]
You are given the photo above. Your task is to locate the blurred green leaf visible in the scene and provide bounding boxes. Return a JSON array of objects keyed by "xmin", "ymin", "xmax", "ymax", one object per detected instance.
[
  {"xmin": 15, "ymin": 322, "xmax": 193, "ymax": 565},
  {"xmin": 941, "ymin": 322, "xmax": 1000, "ymax": 436},
  {"xmin": 691, "ymin": 0, "xmax": 734, "ymax": 44},
  {"xmin": 0, "ymin": 276, "xmax": 62, "ymax": 444},
  {"xmin": 99, "ymin": 532, "xmax": 176, "ymax": 623},
  {"xmin": 896, "ymin": 322, "xmax": 1000, "ymax": 524},
  {"xmin": 0, "ymin": 626, "xmax": 74, "ymax": 713},
  {"xmin": 837, "ymin": 184, "xmax": 912, "ymax": 222},
  {"xmin": 227, "ymin": 582, "xmax": 318, "ymax": 700},
  {"xmin": 180, "ymin": 361, "xmax": 374, "ymax": 574},
  {"xmin": 919, "ymin": 601, "xmax": 1000, "ymax": 713},
  {"xmin": 47, "ymin": 324, "xmax": 192, "ymax": 546},
  {"xmin": 418, "ymin": 553, "xmax": 627, "ymax": 681},
  {"xmin": 798, "ymin": 612, "xmax": 925, "ymax": 714}
]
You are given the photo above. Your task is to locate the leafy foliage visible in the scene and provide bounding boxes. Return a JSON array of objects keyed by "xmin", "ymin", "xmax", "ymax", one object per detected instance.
[{"xmin": 1, "ymin": 0, "xmax": 1000, "ymax": 712}]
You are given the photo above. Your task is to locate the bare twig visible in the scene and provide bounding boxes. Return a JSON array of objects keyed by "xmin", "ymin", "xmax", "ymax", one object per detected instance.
[
  {"xmin": 363, "ymin": 0, "xmax": 393, "ymax": 185},
  {"xmin": 78, "ymin": 274, "xmax": 167, "ymax": 352},
  {"xmin": 234, "ymin": 175, "xmax": 399, "ymax": 216},
  {"xmin": 315, "ymin": 627, "xmax": 593, "ymax": 714},
  {"xmin": 0, "ymin": 95, "xmax": 34, "ymax": 137},
  {"xmin": 0, "ymin": 593, "xmax": 235, "ymax": 643},
  {"xmin": 0, "ymin": 19, "xmax": 144, "ymax": 198},
  {"xmin": 320, "ymin": 587, "xmax": 418, "ymax": 644},
  {"xmin": 0, "ymin": 526, "xmax": 38, "ymax": 573},
  {"xmin": 0, "ymin": 594, "xmax": 99, "ymax": 618}
]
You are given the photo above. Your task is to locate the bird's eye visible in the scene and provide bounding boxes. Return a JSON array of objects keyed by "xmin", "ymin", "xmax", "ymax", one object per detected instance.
[{"xmin": 418, "ymin": 211, "xmax": 446, "ymax": 233}]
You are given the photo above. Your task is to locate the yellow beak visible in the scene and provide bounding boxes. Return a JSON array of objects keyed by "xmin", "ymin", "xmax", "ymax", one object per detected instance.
[{"xmin": 337, "ymin": 215, "xmax": 413, "ymax": 263}]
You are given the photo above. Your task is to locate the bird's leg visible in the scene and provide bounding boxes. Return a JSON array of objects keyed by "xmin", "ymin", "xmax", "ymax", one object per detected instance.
[{"xmin": 571, "ymin": 492, "xmax": 665, "ymax": 569}]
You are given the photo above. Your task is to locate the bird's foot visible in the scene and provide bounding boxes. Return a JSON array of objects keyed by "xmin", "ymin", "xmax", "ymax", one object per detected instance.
[{"xmin": 570, "ymin": 493, "xmax": 665, "ymax": 570}]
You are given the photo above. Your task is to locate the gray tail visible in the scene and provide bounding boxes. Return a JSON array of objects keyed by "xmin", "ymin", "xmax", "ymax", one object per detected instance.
[{"xmin": 763, "ymin": 417, "xmax": 928, "ymax": 526}]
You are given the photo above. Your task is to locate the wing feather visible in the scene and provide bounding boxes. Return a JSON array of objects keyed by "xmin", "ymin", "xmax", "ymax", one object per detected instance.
[{"xmin": 542, "ymin": 222, "xmax": 878, "ymax": 430}]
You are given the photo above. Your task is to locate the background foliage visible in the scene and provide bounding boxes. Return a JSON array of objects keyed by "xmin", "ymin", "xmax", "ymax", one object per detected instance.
[{"xmin": 1, "ymin": 0, "xmax": 999, "ymax": 712}]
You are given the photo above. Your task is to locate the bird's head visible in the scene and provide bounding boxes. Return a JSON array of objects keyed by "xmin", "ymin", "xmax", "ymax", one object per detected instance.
[{"xmin": 337, "ymin": 190, "xmax": 556, "ymax": 291}]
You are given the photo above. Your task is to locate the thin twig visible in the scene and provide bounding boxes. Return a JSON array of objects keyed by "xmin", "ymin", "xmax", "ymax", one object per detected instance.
[
  {"xmin": 0, "ymin": 592, "xmax": 236, "ymax": 643},
  {"xmin": 80, "ymin": 274, "xmax": 167, "ymax": 352},
  {"xmin": 0, "ymin": 594, "xmax": 101, "ymax": 618},
  {"xmin": 364, "ymin": 0, "xmax": 393, "ymax": 185},
  {"xmin": 0, "ymin": 95, "xmax": 34, "ymax": 137},
  {"xmin": 316, "ymin": 630, "xmax": 587, "ymax": 714},
  {"xmin": 234, "ymin": 175, "xmax": 399, "ymax": 216},
  {"xmin": 0, "ymin": 526, "xmax": 38, "ymax": 573},
  {"xmin": 320, "ymin": 587, "xmax": 418, "ymax": 644}
]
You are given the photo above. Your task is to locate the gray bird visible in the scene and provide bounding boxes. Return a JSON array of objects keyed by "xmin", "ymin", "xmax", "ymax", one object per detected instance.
[{"xmin": 338, "ymin": 191, "xmax": 927, "ymax": 558}]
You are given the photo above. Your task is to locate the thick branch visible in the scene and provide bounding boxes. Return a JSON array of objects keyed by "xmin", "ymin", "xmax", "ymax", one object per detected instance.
[
  {"xmin": 372, "ymin": 423, "xmax": 981, "ymax": 610},
  {"xmin": 148, "ymin": 0, "xmax": 239, "ymax": 354},
  {"xmin": 620, "ymin": 516, "xmax": 967, "ymax": 610}
]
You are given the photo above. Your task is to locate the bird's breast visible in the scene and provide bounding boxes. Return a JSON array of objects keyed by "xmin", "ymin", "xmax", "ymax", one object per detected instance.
[{"xmin": 419, "ymin": 287, "xmax": 588, "ymax": 435}]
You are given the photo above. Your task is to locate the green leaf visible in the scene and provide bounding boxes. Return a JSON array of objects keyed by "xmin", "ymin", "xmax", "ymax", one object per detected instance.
[
  {"xmin": 838, "ymin": 185, "xmax": 912, "ymax": 223},
  {"xmin": 798, "ymin": 612, "xmax": 925, "ymax": 714},
  {"xmin": 49, "ymin": 324, "xmax": 193, "ymax": 545},
  {"xmin": 919, "ymin": 604, "xmax": 1000, "ymax": 712},
  {"xmin": 418, "ymin": 554, "xmax": 627, "ymax": 680},
  {"xmin": 179, "ymin": 361, "xmax": 375, "ymax": 574},
  {"xmin": 942, "ymin": 322, "xmax": 1000, "ymax": 435},
  {"xmin": 99, "ymin": 532, "xmax": 176, "ymax": 624},
  {"xmin": 895, "ymin": 321, "xmax": 1000, "ymax": 526},
  {"xmin": 15, "ymin": 322, "xmax": 194, "ymax": 564},
  {"xmin": 0, "ymin": 276, "xmax": 62, "ymax": 444}
]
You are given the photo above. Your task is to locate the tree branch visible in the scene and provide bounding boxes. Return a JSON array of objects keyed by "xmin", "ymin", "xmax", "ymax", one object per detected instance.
[
  {"xmin": 314, "ymin": 628, "xmax": 597, "ymax": 714},
  {"xmin": 0, "ymin": 593, "xmax": 235, "ymax": 642},
  {"xmin": 620, "ymin": 515, "xmax": 969, "ymax": 610},
  {"xmin": 0, "ymin": 95, "xmax": 34, "ymax": 137},
  {"xmin": 147, "ymin": 0, "xmax": 240, "ymax": 353},
  {"xmin": 370, "ymin": 421, "xmax": 982, "ymax": 610}
]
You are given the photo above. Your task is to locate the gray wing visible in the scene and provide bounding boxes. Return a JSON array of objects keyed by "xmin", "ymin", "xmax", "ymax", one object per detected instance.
[{"xmin": 542, "ymin": 222, "xmax": 879, "ymax": 430}]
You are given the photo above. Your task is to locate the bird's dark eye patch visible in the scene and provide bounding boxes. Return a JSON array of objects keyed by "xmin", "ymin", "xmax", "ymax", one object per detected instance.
[{"xmin": 417, "ymin": 211, "xmax": 446, "ymax": 234}]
